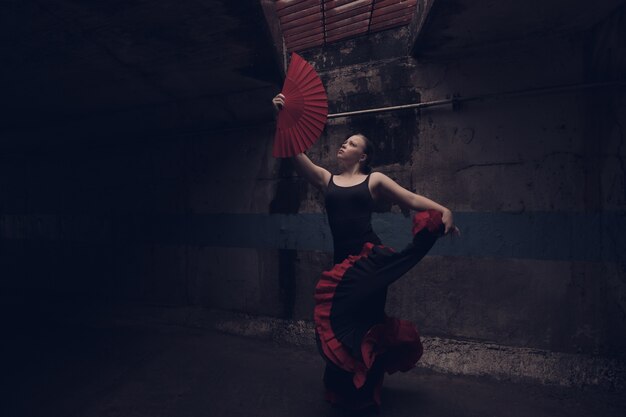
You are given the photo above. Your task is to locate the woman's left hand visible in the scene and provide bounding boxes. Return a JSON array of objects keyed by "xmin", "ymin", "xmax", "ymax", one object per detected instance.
[{"xmin": 442, "ymin": 209, "xmax": 461, "ymax": 236}]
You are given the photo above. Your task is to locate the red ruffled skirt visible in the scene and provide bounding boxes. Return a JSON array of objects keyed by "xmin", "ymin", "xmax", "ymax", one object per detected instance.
[{"xmin": 313, "ymin": 209, "xmax": 444, "ymax": 409}]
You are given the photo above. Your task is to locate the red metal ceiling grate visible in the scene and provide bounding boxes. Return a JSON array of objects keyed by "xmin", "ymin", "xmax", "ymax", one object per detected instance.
[{"xmin": 275, "ymin": 0, "xmax": 417, "ymax": 52}]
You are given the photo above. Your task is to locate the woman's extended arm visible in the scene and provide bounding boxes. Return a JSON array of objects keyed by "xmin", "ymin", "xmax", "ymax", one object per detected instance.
[{"xmin": 371, "ymin": 172, "xmax": 460, "ymax": 235}]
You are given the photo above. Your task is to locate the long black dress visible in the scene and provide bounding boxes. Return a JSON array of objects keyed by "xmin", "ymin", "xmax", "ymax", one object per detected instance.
[{"xmin": 314, "ymin": 174, "xmax": 444, "ymax": 409}]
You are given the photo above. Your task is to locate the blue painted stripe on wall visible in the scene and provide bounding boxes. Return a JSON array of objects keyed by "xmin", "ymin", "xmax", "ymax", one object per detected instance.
[
  {"xmin": 191, "ymin": 212, "xmax": 626, "ymax": 262},
  {"xmin": 1, "ymin": 212, "xmax": 624, "ymax": 261}
]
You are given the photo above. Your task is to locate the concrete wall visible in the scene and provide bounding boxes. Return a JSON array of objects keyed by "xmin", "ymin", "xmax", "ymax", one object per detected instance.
[
  {"xmin": 0, "ymin": 122, "xmax": 281, "ymax": 309},
  {"xmin": 1, "ymin": 6, "xmax": 625, "ymax": 364},
  {"xmin": 292, "ymin": 17, "xmax": 625, "ymax": 358}
]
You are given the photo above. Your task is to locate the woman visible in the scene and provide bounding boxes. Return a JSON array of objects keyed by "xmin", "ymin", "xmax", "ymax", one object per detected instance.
[{"xmin": 273, "ymin": 94, "xmax": 460, "ymax": 411}]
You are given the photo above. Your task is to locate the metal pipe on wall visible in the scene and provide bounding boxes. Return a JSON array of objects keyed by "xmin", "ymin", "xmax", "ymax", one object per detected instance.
[{"xmin": 326, "ymin": 81, "xmax": 626, "ymax": 119}]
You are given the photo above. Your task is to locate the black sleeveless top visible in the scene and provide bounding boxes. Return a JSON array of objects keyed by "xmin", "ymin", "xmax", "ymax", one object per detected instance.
[{"xmin": 325, "ymin": 174, "xmax": 382, "ymax": 264}]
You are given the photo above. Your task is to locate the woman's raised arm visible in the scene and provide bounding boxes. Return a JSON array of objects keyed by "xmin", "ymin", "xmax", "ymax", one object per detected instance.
[
  {"xmin": 371, "ymin": 172, "xmax": 460, "ymax": 235},
  {"xmin": 291, "ymin": 153, "xmax": 331, "ymax": 190}
]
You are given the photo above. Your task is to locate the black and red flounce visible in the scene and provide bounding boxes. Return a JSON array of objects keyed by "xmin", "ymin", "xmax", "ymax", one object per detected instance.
[{"xmin": 314, "ymin": 209, "xmax": 444, "ymax": 407}]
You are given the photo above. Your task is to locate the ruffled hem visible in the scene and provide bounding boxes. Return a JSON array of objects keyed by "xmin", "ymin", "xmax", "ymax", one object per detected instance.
[
  {"xmin": 362, "ymin": 316, "xmax": 423, "ymax": 371},
  {"xmin": 314, "ymin": 209, "xmax": 443, "ymax": 395}
]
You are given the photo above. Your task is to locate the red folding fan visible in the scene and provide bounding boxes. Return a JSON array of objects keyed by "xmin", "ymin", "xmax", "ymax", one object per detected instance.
[{"xmin": 273, "ymin": 52, "xmax": 328, "ymax": 158}]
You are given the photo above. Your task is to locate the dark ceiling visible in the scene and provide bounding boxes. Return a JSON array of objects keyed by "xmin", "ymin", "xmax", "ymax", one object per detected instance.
[
  {"xmin": 414, "ymin": 0, "xmax": 626, "ymax": 56},
  {"xmin": 1, "ymin": 0, "xmax": 624, "ymax": 140},
  {"xmin": 0, "ymin": 0, "xmax": 282, "ymax": 133}
]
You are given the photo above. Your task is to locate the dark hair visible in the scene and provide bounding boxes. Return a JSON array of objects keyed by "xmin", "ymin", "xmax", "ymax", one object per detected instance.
[{"xmin": 355, "ymin": 133, "xmax": 374, "ymax": 174}]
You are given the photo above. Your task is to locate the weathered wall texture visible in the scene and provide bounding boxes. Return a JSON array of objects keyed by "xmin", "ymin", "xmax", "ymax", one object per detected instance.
[
  {"xmin": 1, "ymin": 5, "xmax": 625, "ymax": 366},
  {"xmin": 286, "ymin": 17, "xmax": 625, "ymax": 359},
  {"xmin": 293, "ymin": 15, "xmax": 625, "ymax": 357}
]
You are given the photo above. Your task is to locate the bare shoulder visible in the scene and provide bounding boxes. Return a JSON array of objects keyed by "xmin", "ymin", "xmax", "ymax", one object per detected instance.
[
  {"xmin": 370, "ymin": 171, "xmax": 391, "ymax": 187},
  {"xmin": 319, "ymin": 167, "xmax": 332, "ymax": 188},
  {"xmin": 369, "ymin": 171, "xmax": 415, "ymax": 205},
  {"xmin": 311, "ymin": 161, "xmax": 332, "ymax": 190},
  {"xmin": 369, "ymin": 171, "xmax": 391, "ymax": 200},
  {"xmin": 369, "ymin": 171, "xmax": 408, "ymax": 194}
]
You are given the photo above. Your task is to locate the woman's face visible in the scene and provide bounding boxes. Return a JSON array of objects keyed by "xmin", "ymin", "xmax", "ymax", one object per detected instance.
[{"xmin": 337, "ymin": 135, "xmax": 366, "ymax": 165}]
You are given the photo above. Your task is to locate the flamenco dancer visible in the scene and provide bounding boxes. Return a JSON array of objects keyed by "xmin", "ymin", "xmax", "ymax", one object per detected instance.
[{"xmin": 272, "ymin": 93, "xmax": 460, "ymax": 411}]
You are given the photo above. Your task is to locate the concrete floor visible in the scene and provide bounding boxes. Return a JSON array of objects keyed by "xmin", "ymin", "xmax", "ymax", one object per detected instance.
[{"xmin": 4, "ymin": 319, "xmax": 626, "ymax": 417}]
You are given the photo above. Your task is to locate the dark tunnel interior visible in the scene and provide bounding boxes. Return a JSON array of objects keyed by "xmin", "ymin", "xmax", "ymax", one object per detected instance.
[{"xmin": 1, "ymin": 1, "xmax": 626, "ymax": 416}]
